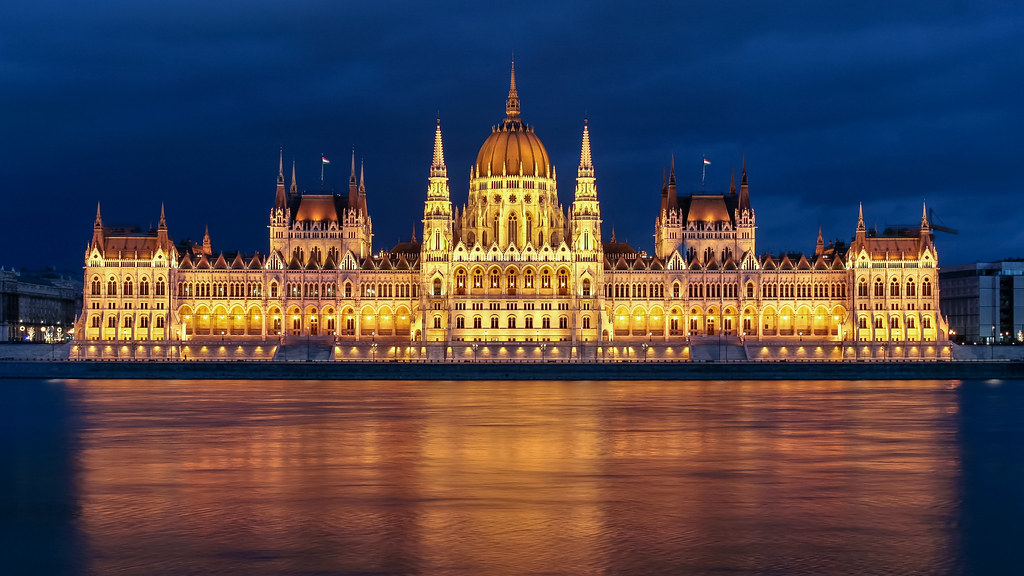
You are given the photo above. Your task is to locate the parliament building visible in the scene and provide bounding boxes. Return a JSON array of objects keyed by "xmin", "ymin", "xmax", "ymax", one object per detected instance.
[{"xmin": 73, "ymin": 66, "xmax": 950, "ymax": 361}]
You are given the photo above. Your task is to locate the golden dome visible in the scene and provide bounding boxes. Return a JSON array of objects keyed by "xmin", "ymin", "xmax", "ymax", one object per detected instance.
[
  {"xmin": 474, "ymin": 62, "xmax": 551, "ymax": 178},
  {"xmin": 476, "ymin": 124, "xmax": 551, "ymax": 178}
]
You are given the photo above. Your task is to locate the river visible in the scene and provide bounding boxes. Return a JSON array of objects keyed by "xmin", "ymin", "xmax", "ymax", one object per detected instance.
[{"xmin": 3, "ymin": 378, "xmax": 1023, "ymax": 574}]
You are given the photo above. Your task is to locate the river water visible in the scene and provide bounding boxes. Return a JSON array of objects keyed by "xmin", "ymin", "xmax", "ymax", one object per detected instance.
[{"xmin": 2, "ymin": 378, "xmax": 1023, "ymax": 575}]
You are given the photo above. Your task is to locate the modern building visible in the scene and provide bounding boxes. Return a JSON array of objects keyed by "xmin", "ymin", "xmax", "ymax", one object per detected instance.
[
  {"xmin": 1, "ymin": 268, "xmax": 81, "ymax": 342},
  {"xmin": 73, "ymin": 65, "xmax": 949, "ymax": 361},
  {"xmin": 940, "ymin": 260, "xmax": 1024, "ymax": 344}
]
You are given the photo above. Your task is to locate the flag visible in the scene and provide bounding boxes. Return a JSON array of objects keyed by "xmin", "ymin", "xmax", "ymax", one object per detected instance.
[
  {"xmin": 703, "ymin": 158, "xmax": 711, "ymax": 165},
  {"xmin": 322, "ymin": 156, "xmax": 330, "ymax": 164}
]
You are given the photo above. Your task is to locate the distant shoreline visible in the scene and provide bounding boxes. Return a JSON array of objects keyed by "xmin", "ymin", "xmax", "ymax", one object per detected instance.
[{"xmin": 1, "ymin": 359, "xmax": 1021, "ymax": 381}]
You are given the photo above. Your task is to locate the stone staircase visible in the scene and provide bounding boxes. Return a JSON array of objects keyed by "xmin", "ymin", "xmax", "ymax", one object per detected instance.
[
  {"xmin": 688, "ymin": 336, "xmax": 748, "ymax": 362},
  {"xmin": 273, "ymin": 343, "xmax": 334, "ymax": 362}
]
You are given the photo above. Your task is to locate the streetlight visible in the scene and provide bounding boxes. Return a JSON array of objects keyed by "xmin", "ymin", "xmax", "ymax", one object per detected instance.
[
  {"xmin": 540, "ymin": 342, "xmax": 547, "ymax": 363},
  {"xmin": 472, "ymin": 343, "xmax": 479, "ymax": 362},
  {"xmin": 641, "ymin": 341, "xmax": 649, "ymax": 362},
  {"xmin": 370, "ymin": 342, "xmax": 378, "ymax": 362}
]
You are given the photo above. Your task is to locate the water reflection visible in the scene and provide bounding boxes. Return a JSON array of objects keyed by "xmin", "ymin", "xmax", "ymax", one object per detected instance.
[{"xmin": 62, "ymin": 379, "xmax": 972, "ymax": 574}]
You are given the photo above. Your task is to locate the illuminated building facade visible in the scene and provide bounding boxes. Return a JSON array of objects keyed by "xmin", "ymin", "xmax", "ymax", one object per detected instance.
[{"xmin": 74, "ymin": 65, "xmax": 949, "ymax": 360}]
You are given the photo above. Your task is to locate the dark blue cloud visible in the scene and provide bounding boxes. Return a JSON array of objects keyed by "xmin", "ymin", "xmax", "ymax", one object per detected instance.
[{"xmin": 2, "ymin": 0, "xmax": 1021, "ymax": 270}]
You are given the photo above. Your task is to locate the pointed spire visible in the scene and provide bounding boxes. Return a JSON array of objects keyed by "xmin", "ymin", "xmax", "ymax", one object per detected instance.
[
  {"xmin": 505, "ymin": 60, "xmax": 520, "ymax": 120},
  {"xmin": 202, "ymin": 225, "xmax": 212, "ymax": 256},
  {"xmin": 815, "ymin": 226, "xmax": 824, "ymax": 256},
  {"xmin": 359, "ymin": 159, "xmax": 365, "ymax": 192},
  {"xmin": 290, "ymin": 160, "xmax": 297, "ymax": 195},
  {"xmin": 578, "ymin": 119, "xmax": 593, "ymax": 177},
  {"xmin": 610, "ymin": 228, "xmax": 616, "ymax": 243},
  {"xmin": 411, "ymin": 226, "xmax": 418, "ymax": 243},
  {"xmin": 157, "ymin": 203, "xmax": 169, "ymax": 248},
  {"xmin": 738, "ymin": 156, "xmax": 751, "ymax": 211},
  {"xmin": 855, "ymin": 202, "xmax": 866, "ymax": 242},
  {"xmin": 349, "ymin": 148, "xmax": 357, "ymax": 186},
  {"xmin": 274, "ymin": 150, "xmax": 288, "ymax": 209},
  {"xmin": 921, "ymin": 201, "xmax": 930, "ymax": 230},
  {"xmin": 431, "ymin": 117, "xmax": 447, "ymax": 178},
  {"xmin": 729, "ymin": 169, "xmax": 736, "ymax": 197},
  {"xmin": 94, "ymin": 202, "xmax": 103, "ymax": 227},
  {"xmin": 667, "ymin": 155, "xmax": 678, "ymax": 210}
]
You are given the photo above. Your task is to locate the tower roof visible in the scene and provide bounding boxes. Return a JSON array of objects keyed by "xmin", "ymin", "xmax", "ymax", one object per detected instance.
[{"xmin": 475, "ymin": 62, "xmax": 551, "ymax": 178}]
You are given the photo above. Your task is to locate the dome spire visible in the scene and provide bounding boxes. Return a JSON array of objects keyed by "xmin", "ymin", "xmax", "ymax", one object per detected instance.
[
  {"xmin": 578, "ymin": 119, "xmax": 593, "ymax": 177},
  {"xmin": 431, "ymin": 117, "xmax": 447, "ymax": 178},
  {"xmin": 506, "ymin": 60, "xmax": 520, "ymax": 120},
  {"xmin": 290, "ymin": 160, "xmax": 298, "ymax": 195}
]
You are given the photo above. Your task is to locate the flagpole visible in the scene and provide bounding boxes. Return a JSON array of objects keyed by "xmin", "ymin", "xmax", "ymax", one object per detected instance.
[{"xmin": 321, "ymin": 153, "xmax": 325, "ymax": 189}]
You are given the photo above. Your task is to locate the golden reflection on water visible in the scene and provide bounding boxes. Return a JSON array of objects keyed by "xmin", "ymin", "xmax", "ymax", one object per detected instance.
[{"xmin": 70, "ymin": 379, "xmax": 961, "ymax": 575}]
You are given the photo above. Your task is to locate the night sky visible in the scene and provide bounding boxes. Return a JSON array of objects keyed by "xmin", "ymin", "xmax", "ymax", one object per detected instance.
[{"xmin": 3, "ymin": 1, "xmax": 1021, "ymax": 272}]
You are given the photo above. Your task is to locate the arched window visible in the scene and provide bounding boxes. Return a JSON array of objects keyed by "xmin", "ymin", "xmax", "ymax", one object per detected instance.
[
  {"xmin": 270, "ymin": 282, "xmax": 279, "ymax": 298},
  {"xmin": 139, "ymin": 316, "xmax": 150, "ymax": 329},
  {"xmin": 557, "ymin": 270, "xmax": 569, "ymax": 294},
  {"xmin": 922, "ymin": 316, "xmax": 932, "ymax": 329},
  {"xmin": 456, "ymin": 316, "xmax": 465, "ymax": 329},
  {"xmin": 490, "ymin": 270, "xmax": 500, "ymax": 289},
  {"xmin": 524, "ymin": 269, "xmax": 535, "ymax": 289},
  {"xmin": 746, "ymin": 282, "xmax": 755, "ymax": 298},
  {"xmin": 541, "ymin": 270, "xmax": 551, "ymax": 289},
  {"xmin": 473, "ymin": 316, "xmax": 482, "ymax": 329},
  {"xmin": 507, "ymin": 316, "xmax": 516, "ymax": 329},
  {"xmin": 542, "ymin": 316, "xmax": 551, "ymax": 329},
  {"xmin": 525, "ymin": 316, "xmax": 534, "ymax": 329},
  {"xmin": 456, "ymin": 270, "xmax": 467, "ymax": 294},
  {"xmin": 874, "ymin": 317, "xmax": 883, "ymax": 329},
  {"xmin": 874, "ymin": 278, "xmax": 884, "ymax": 297},
  {"xmin": 507, "ymin": 269, "xmax": 517, "ymax": 293},
  {"xmin": 906, "ymin": 279, "xmax": 916, "ymax": 297},
  {"xmin": 558, "ymin": 316, "xmax": 568, "ymax": 329},
  {"xmin": 673, "ymin": 282, "xmax": 681, "ymax": 299},
  {"xmin": 432, "ymin": 277, "xmax": 442, "ymax": 296},
  {"xmin": 922, "ymin": 278, "xmax": 932, "ymax": 297},
  {"xmin": 526, "ymin": 214, "xmax": 533, "ymax": 244},
  {"xmin": 907, "ymin": 317, "xmax": 916, "ymax": 329},
  {"xmin": 107, "ymin": 278, "xmax": 117, "ymax": 295},
  {"xmin": 344, "ymin": 281, "xmax": 352, "ymax": 298},
  {"xmin": 156, "ymin": 317, "xmax": 164, "ymax": 328},
  {"xmin": 156, "ymin": 278, "xmax": 165, "ymax": 296},
  {"xmin": 858, "ymin": 316, "xmax": 867, "ymax": 329},
  {"xmin": 123, "ymin": 280, "xmax": 133, "ymax": 296},
  {"xmin": 123, "ymin": 316, "xmax": 133, "ymax": 328},
  {"xmin": 473, "ymin": 269, "xmax": 484, "ymax": 289},
  {"xmin": 490, "ymin": 316, "xmax": 499, "ymax": 329},
  {"xmin": 433, "ymin": 316, "xmax": 442, "ymax": 329},
  {"xmin": 582, "ymin": 278, "xmax": 591, "ymax": 297},
  {"xmin": 91, "ymin": 277, "xmax": 101, "ymax": 295},
  {"xmin": 890, "ymin": 278, "xmax": 900, "ymax": 297},
  {"xmin": 507, "ymin": 213, "xmax": 518, "ymax": 245},
  {"xmin": 890, "ymin": 317, "xmax": 900, "ymax": 329},
  {"xmin": 91, "ymin": 316, "xmax": 100, "ymax": 328},
  {"xmin": 582, "ymin": 317, "xmax": 591, "ymax": 329}
]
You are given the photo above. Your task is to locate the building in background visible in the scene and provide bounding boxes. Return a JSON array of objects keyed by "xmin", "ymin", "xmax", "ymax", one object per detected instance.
[
  {"xmin": 72, "ymin": 65, "xmax": 949, "ymax": 361},
  {"xmin": 940, "ymin": 260, "xmax": 1024, "ymax": 344},
  {"xmin": 0, "ymin": 268, "xmax": 82, "ymax": 342}
]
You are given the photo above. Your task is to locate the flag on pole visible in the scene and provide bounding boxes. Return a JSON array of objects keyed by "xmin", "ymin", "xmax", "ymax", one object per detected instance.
[
  {"xmin": 322, "ymin": 156, "xmax": 331, "ymax": 165},
  {"xmin": 703, "ymin": 158, "xmax": 711, "ymax": 165}
]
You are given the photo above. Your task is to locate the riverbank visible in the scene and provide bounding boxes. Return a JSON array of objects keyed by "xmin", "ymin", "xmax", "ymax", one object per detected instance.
[{"xmin": 1, "ymin": 358, "xmax": 1022, "ymax": 381}]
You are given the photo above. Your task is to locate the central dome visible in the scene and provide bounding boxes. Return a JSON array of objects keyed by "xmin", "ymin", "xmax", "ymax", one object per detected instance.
[
  {"xmin": 475, "ymin": 124, "xmax": 551, "ymax": 178},
  {"xmin": 474, "ymin": 63, "xmax": 552, "ymax": 178}
]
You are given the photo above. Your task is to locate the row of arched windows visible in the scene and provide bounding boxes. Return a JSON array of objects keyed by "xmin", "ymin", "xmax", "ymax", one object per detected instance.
[
  {"xmin": 607, "ymin": 283, "xmax": 665, "ymax": 299},
  {"xmin": 177, "ymin": 281, "xmax": 262, "ymax": 298},
  {"xmin": 859, "ymin": 277, "xmax": 932, "ymax": 298},
  {"xmin": 858, "ymin": 315, "xmax": 933, "ymax": 330},
  {"xmin": 92, "ymin": 276, "xmax": 165, "ymax": 297}
]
